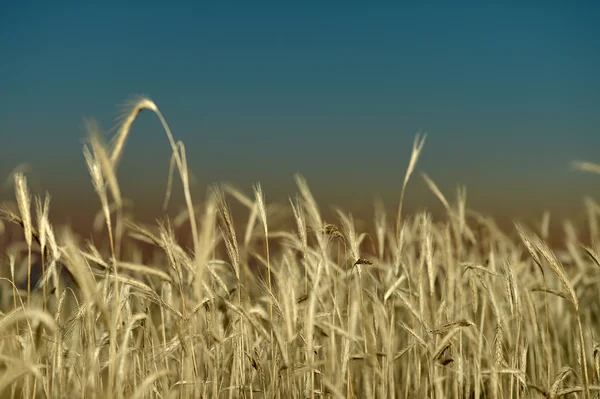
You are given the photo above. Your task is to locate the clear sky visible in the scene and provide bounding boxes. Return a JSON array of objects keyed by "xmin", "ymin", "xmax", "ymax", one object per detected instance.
[{"xmin": 1, "ymin": 2, "xmax": 600, "ymax": 228}]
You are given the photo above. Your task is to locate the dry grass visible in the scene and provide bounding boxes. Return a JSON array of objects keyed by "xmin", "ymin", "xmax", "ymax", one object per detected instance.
[{"xmin": 1, "ymin": 97, "xmax": 600, "ymax": 398}]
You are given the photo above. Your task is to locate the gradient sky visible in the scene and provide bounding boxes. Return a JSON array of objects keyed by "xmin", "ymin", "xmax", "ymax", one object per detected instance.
[{"xmin": 1, "ymin": 2, "xmax": 600, "ymax": 228}]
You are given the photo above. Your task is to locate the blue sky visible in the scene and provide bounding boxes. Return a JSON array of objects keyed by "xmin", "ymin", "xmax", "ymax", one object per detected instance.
[{"xmin": 1, "ymin": 2, "xmax": 599, "ymax": 220}]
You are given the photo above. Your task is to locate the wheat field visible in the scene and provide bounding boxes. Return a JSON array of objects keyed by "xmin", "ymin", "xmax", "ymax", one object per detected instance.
[{"xmin": 1, "ymin": 97, "xmax": 600, "ymax": 399}]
